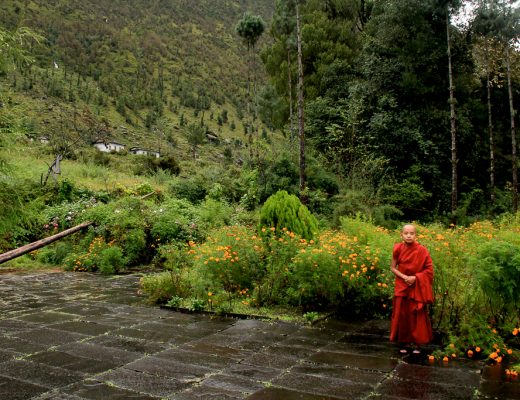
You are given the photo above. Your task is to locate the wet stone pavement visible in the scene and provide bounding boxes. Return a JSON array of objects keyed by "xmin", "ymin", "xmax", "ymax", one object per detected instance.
[{"xmin": 0, "ymin": 271, "xmax": 517, "ymax": 400}]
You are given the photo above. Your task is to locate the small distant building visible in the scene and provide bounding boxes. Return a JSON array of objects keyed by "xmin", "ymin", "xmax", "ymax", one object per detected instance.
[
  {"xmin": 93, "ymin": 139, "xmax": 125, "ymax": 153},
  {"xmin": 129, "ymin": 147, "xmax": 160, "ymax": 158}
]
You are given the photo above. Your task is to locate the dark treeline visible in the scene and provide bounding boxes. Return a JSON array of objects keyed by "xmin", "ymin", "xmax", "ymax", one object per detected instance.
[{"xmin": 261, "ymin": 0, "xmax": 520, "ymax": 223}]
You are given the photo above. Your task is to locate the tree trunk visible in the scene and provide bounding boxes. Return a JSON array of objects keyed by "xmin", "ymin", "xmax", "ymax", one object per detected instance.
[
  {"xmin": 287, "ymin": 47, "xmax": 295, "ymax": 141},
  {"xmin": 446, "ymin": 7, "xmax": 457, "ymax": 220},
  {"xmin": 506, "ymin": 45, "xmax": 518, "ymax": 212},
  {"xmin": 246, "ymin": 43, "xmax": 253, "ymax": 159},
  {"xmin": 296, "ymin": 2, "xmax": 307, "ymax": 204},
  {"xmin": 0, "ymin": 221, "xmax": 93, "ymax": 265},
  {"xmin": 486, "ymin": 39, "xmax": 495, "ymax": 205}
]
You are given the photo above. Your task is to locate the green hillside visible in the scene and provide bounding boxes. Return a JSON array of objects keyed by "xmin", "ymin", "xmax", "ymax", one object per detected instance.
[{"xmin": 0, "ymin": 0, "xmax": 275, "ymax": 153}]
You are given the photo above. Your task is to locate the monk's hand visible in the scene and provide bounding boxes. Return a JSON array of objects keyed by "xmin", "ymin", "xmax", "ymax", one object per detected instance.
[{"xmin": 405, "ymin": 276, "xmax": 416, "ymax": 286}]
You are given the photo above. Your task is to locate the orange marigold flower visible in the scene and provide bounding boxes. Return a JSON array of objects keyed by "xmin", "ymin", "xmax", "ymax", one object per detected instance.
[
  {"xmin": 428, "ymin": 355, "xmax": 435, "ymax": 362},
  {"xmin": 513, "ymin": 328, "xmax": 519, "ymax": 336},
  {"xmin": 442, "ymin": 356, "xmax": 449, "ymax": 362},
  {"xmin": 507, "ymin": 349, "xmax": 513, "ymax": 355},
  {"xmin": 467, "ymin": 350, "xmax": 473, "ymax": 357},
  {"xmin": 475, "ymin": 347, "xmax": 481, "ymax": 352},
  {"xmin": 496, "ymin": 356, "xmax": 503, "ymax": 363},
  {"xmin": 489, "ymin": 352, "xmax": 498, "ymax": 359}
]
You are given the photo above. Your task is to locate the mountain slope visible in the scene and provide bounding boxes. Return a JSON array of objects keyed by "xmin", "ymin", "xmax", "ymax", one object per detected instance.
[{"xmin": 0, "ymin": 0, "xmax": 275, "ymax": 153}]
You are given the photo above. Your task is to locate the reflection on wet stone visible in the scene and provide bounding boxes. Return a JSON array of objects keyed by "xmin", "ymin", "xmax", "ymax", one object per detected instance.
[{"xmin": 0, "ymin": 271, "xmax": 515, "ymax": 400}]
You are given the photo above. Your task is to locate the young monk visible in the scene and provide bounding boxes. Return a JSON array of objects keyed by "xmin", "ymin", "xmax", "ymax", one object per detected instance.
[{"xmin": 390, "ymin": 224, "xmax": 434, "ymax": 353}]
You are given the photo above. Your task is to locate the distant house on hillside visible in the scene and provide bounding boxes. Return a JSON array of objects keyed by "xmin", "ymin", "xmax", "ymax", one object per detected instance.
[
  {"xmin": 129, "ymin": 147, "xmax": 160, "ymax": 158},
  {"xmin": 93, "ymin": 139, "xmax": 126, "ymax": 153}
]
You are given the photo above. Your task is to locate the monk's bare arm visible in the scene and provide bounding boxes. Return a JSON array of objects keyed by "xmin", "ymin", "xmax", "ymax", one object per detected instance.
[{"xmin": 391, "ymin": 258, "xmax": 415, "ymax": 286}]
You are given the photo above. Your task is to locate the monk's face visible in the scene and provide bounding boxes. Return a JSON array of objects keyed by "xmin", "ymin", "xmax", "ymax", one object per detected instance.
[{"xmin": 401, "ymin": 225, "xmax": 416, "ymax": 244}]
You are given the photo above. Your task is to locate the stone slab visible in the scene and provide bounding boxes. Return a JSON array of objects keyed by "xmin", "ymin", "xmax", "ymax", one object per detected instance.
[
  {"xmin": 339, "ymin": 332, "xmax": 389, "ymax": 345},
  {"xmin": 14, "ymin": 327, "xmax": 87, "ymax": 346},
  {"xmin": 272, "ymin": 371, "xmax": 373, "ymax": 399},
  {"xmin": 97, "ymin": 367, "xmax": 189, "ymax": 397},
  {"xmin": 0, "ymin": 359, "xmax": 84, "ymax": 388},
  {"xmin": 112, "ymin": 327, "xmax": 186, "ymax": 343},
  {"xmin": 290, "ymin": 326, "xmax": 346, "ymax": 342},
  {"xmin": 49, "ymin": 320, "xmax": 115, "ymax": 336},
  {"xmin": 154, "ymin": 348, "xmax": 236, "ymax": 369},
  {"xmin": 0, "ymin": 349, "xmax": 17, "ymax": 362},
  {"xmin": 260, "ymin": 343, "xmax": 318, "ymax": 359},
  {"xmin": 201, "ymin": 373, "xmax": 265, "ymax": 394},
  {"xmin": 247, "ymin": 387, "xmax": 344, "ymax": 400},
  {"xmin": 309, "ymin": 351, "xmax": 398, "ymax": 372},
  {"xmin": 174, "ymin": 385, "xmax": 245, "ymax": 399},
  {"xmin": 32, "ymin": 390, "xmax": 87, "ymax": 399},
  {"xmin": 26, "ymin": 350, "xmax": 121, "ymax": 374},
  {"xmin": 393, "ymin": 363, "xmax": 480, "ymax": 388},
  {"xmin": 479, "ymin": 380, "xmax": 520, "ymax": 400},
  {"xmin": 0, "ymin": 375, "xmax": 48, "ymax": 400},
  {"xmin": 56, "ymin": 342, "xmax": 142, "ymax": 366},
  {"xmin": 86, "ymin": 334, "xmax": 168, "ymax": 354},
  {"xmin": 124, "ymin": 356, "xmax": 212, "ymax": 380},
  {"xmin": 0, "ymin": 335, "xmax": 47, "ymax": 354},
  {"xmin": 241, "ymin": 352, "xmax": 298, "ymax": 370},
  {"xmin": 291, "ymin": 361, "xmax": 385, "ymax": 385},
  {"xmin": 223, "ymin": 363, "xmax": 281, "ymax": 382},
  {"xmin": 0, "ymin": 318, "xmax": 40, "ymax": 334},
  {"xmin": 62, "ymin": 380, "xmax": 159, "ymax": 399},
  {"xmin": 376, "ymin": 378, "xmax": 475, "ymax": 400},
  {"xmin": 16, "ymin": 311, "xmax": 78, "ymax": 324},
  {"xmin": 323, "ymin": 341, "xmax": 397, "ymax": 358},
  {"xmin": 179, "ymin": 341, "xmax": 253, "ymax": 360}
]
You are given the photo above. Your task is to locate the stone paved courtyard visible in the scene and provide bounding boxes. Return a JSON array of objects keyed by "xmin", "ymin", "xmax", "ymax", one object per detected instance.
[{"xmin": 0, "ymin": 270, "xmax": 518, "ymax": 399}]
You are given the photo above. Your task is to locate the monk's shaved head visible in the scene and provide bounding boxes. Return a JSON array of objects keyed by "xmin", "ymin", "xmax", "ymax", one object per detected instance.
[{"xmin": 402, "ymin": 224, "xmax": 416, "ymax": 233}]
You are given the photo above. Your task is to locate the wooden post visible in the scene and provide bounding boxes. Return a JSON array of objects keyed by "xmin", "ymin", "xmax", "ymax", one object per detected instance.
[{"xmin": 0, "ymin": 221, "xmax": 93, "ymax": 265}]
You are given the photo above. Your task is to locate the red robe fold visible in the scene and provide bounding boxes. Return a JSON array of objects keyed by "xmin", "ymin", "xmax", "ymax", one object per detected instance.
[{"xmin": 390, "ymin": 241, "xmax": 434, "ymax": 345}]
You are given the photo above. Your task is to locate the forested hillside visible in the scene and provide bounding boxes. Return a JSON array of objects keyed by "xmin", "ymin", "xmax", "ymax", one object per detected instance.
[{"xmin": 0, "ymin": 0, "xmax": 274, "ymax": 150}]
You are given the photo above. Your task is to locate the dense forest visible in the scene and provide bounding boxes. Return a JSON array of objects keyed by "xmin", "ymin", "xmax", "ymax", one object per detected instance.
[
  {"xmin": 262, "ymin": 0, "xmax": 520, "ymax": 224},
  {"xmin": 1, "ymin": 0, "xmax": 520, "ymax": 240}
]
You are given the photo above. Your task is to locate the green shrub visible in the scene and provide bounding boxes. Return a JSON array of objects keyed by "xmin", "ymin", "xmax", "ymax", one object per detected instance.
[
  {"xmin": 150, "ymin": 198, "xmax": 200, "ymax": 244},
  {"xmin": 193, "ymin": 226, "xmax": 266, "ymax": 296},
  {"xmin": 469, "ymin": 237, "xmax": 520, "ymax": 320},
  {"xmin": 36, "ymin": 242, "xmax": 73, "ymax": 265},
  {"xmin": 189, "ymin": 299, "xmax": 206, "ymax": 312},
  {"xmin": 169, "ymin": 176, "xmax": 207, "ymax": 203},
  {"xmin": 166, "ymin": 296, "xmax": 184, "ymax": 308},
  {"xmin": 140, "ymin": 272, "xmax": 179, "ymax": 304},
  {"xmin": 196, "ymin": 198, "xmax": 233, "ymax": 231},
  {"xmin": 259, "ymin": 190, "xmax": 318, "ymax": 240},
  {"xmin": 80, "ymin": 196, "xmax": 149, "ymax": 265},
  {"xmin": 253, "ymin": 231, "xmax": 300, "ymax": 306},
  {"xmin": 286, "ymin": 246, "xmax": 344, "ymax": 309},
  {"xmin": 98, "ymin": 245, "xmax": 126, "ymax": 275},
  {"xmin": 135, "ymin": 156, "xmax": 180, "ymax": 176}
]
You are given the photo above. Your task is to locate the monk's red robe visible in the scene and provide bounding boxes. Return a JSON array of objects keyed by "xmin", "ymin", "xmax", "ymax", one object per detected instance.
[{"xmin": 390, "ymin": 241, "xmax": 434, "ymax": 345}]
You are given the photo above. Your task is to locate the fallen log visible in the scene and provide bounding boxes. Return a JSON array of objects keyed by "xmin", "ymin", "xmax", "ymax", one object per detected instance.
[{"xmin": 0, "ymin": 221, "xmax": 93, "ymax": 265}]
